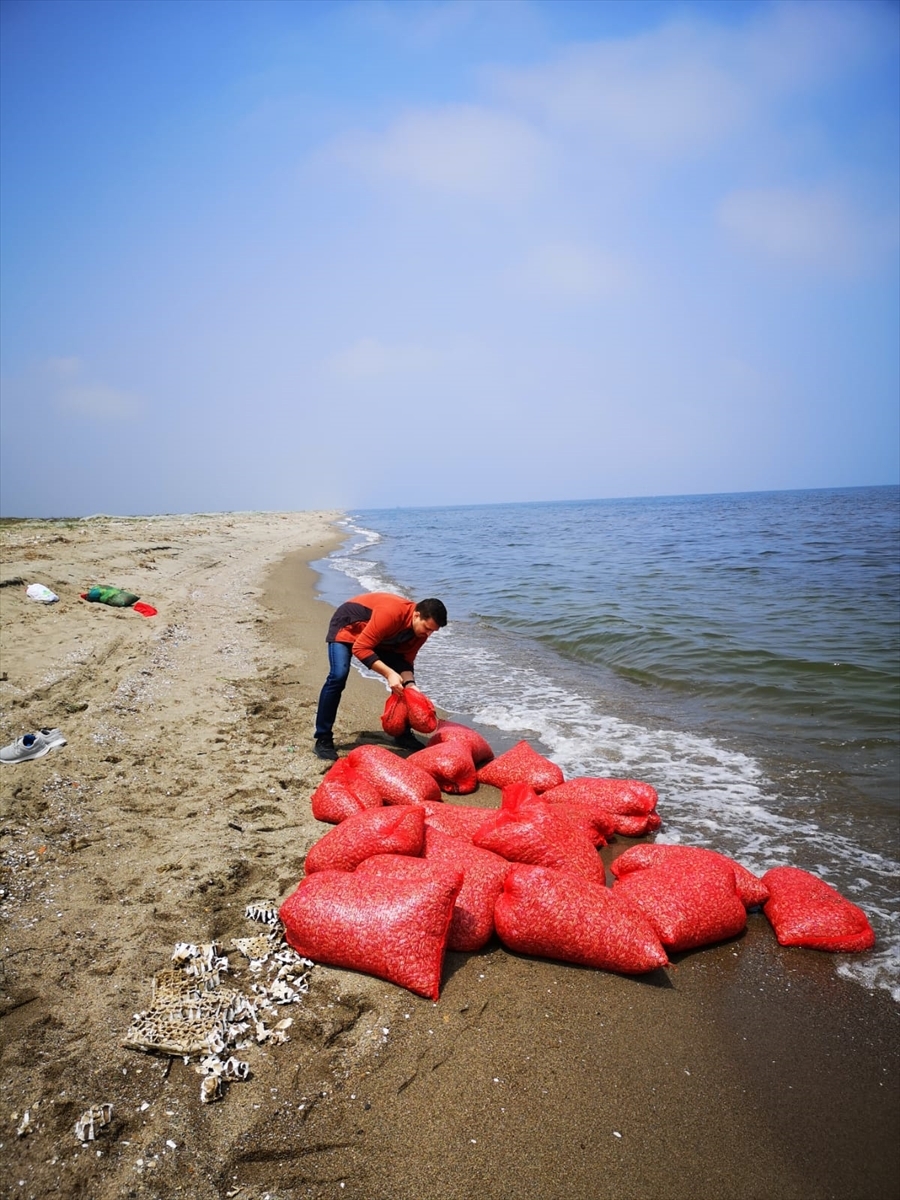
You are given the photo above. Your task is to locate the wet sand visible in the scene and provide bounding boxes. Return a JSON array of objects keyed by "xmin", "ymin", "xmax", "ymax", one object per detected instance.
[{"xmin": 1, "ymin": 514, "xmax": 898, "ymax": 1200}]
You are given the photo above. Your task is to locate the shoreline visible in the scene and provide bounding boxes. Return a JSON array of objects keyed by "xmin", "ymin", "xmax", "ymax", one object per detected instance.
[{"xmin": 1, "ymin": 513, "xmax": 898, "ymax": 1199}]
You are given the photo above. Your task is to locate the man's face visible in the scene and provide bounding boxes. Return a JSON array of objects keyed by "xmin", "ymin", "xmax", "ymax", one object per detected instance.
[{"xmin": 412, "ymin": 611, "xmax": 440, "ymax": 639}]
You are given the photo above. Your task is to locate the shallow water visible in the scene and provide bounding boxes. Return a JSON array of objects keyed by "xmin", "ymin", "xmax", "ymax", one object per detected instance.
[{"xmin": 313, "ymin": 486, "xmax": 900, "ymax": 1001}]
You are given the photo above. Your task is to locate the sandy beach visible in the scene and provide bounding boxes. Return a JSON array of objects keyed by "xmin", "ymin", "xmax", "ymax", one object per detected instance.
[{"xmin": 1, "ymin": 512, "xmax": 898, "ymax": 1200}]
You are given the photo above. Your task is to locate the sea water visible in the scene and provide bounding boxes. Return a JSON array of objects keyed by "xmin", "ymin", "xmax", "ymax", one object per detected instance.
[{"xmin": 312, "ymin": 487, "xmax": 900, "ymax": 1001}]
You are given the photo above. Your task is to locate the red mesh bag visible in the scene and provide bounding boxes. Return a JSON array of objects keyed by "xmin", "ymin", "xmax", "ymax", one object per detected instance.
[
  {"xmin": 612, "ymin": 811, "xmax": 662, "ymax": 837},
  {"xmin": 427, "ymin": 720, "xmax": 495, "ymax": 765},
  {"xmin": 495, "ymin": 864, "xmax": 668, "ymax": 974},
  {"xmin": 476, "ymin": 741, "xmax": 564, "ymax": 793},
  {"xmin": 611, "ymin": 844, "xmax": 769, "ymax": 908},
  {"xmin": 381, "ymin": 692, "xmax": 409, "ymax": 737},
  {"xmin": 408, "ymin": 742, "xmax": 478, "ymax": 795},
  {"xmin": 346, "ymin": 744, "xmax": 442, "ymax": 805},
  {"xmin": 404, "ymin": 687, "xmax": 438, "ymax": 734},
  {"xmin": 612, "ymin": 860, "xmax": 746, "ymax": 952},
  {"xmin": 543, "ymin": 777, "xmax": 658, "ymax": 815},
  {"xmin": 423, "ymin": 826, "xmax": 511, "ymax": 951},
  {"xmin": 499, "ymin": 783, "xmax": 612, "ymax": 846},
  {"xmin": 761, "ymin": 866, "xmax": 875, "ymax": 952},
  {"xmin": 279, "ymin": 864, "xmax": 462, "ymax": 999},
  {"xmin": 304, "ymin": 804, "xmax": 425, "ymax": 875},
  {"xmin": 310, "ymin": 759, "xmax": 384, "ymax": 824},
  {"xmin": 422, "ymin": 801, "xmax": 499, "ymax": 841},
  {"xmin": 473, "ymin": 803, "xmax": 606, "ymax": 886}
]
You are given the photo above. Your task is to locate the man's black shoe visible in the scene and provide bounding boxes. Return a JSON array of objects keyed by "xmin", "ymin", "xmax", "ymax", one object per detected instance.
[
  {"xmin": 314, "ymin": 737, "xmax": 338, "ymax": 762},
  {"xmin": 392, "ymin": 731, "xmax": 423, "ymax": 751}
]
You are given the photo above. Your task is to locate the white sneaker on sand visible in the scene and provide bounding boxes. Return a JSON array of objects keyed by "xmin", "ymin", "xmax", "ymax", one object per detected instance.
[{"xmin": 0, "ymin": 728, "xmax": 67, "ymax": 763}]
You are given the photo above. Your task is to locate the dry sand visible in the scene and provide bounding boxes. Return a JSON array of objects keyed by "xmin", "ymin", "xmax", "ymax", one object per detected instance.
[{"xmin": 1, "ymin": 512, "xmax": 898, "ymax": 1200}]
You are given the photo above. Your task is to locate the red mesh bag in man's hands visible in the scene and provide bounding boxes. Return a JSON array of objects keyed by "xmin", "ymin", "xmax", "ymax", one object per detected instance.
[
  {"xmin": 476, "ymin": 741, "xmax": 564, "ymax": 793},
  {"xmin": 761, "ymin": 866, "xmax": 875, "ymax": 952},
  {"xmin": 380, "ymin": 692, "xmax": 409, "ymax": 737},
  {"xmin": 494, "ymin": 863, "xmax": 668, "ymax": 974},
  {"xmin": 404, "ymin": 687, "xmax": 438, "ymax": 734},
  {"xmin": 310, "ymin": 759, "xmax": 384, "ymax": 824},
  {"xmin": 346, "ymin": 744, "xmax": 442, "ymax": 805},
  {"xmin": 304, "ymin": 804, "xmax": 425, "ymax": 875},
  {"xmin": 279, "ymin": 863, "xmax": 462, "ymax": 999},
  {"xmin": 408, "ymin": 742, "xmax": 478, "ymax": 794}
]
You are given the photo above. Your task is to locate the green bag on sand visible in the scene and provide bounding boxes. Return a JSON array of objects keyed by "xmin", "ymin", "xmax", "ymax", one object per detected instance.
[{"xmin": 83, "ymin": 586, "xmax": 140, "ymax": 607}]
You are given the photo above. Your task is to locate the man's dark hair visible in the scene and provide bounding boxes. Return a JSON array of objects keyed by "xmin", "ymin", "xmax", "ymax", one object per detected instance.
[{"xmin": 415, "ymin": 598, "xmax": 448, "ymax": 627}]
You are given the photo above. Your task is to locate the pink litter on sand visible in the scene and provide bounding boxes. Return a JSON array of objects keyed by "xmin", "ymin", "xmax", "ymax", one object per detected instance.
[
  {"xmin": 408, "ymin": 741, "xmax": 478, "ymax": 795},
  {"xmin": 346, "ymin": 744, "xmax": 442, "ymax": 806},
  {"xmin": 132, "ymin": 602, "xmax": 157, "ymax": 617},
  {"xmin": 761, "ymin": 866, "xmax": 876, "ymax": 952},
  {"xmin": 304, "ymin": 804, "xmax": 425, "ymax": 875},
  {"xmin": 494, "ymin": 863, "xmax": 669, "ymax": 974},
  {"xmin": 612, "ymin": 860, "xmax": 747, "ymax": 952},
  {"xmin": 476, "ymin": 741, "xmax": 564, "ymax": 793},
  {"xmin": 279, "ymin": 863, "xmax": 462, "ymax": 1000},
  {"xmin": 427, "ymin": 720, "xmax": 495, "ymax": 766},
  {"xmin": 310, "ymin": 759, "xmax": 384, "ymax": 824},
  {"xmin": 611, "ymin": 844, "xmax": 769, "ymax": 909}
]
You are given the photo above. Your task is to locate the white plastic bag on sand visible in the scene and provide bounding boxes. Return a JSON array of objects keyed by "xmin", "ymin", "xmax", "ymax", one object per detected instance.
[{"xmin": 26, "ymin": 583, "xmax": 58, "ymax": 603}]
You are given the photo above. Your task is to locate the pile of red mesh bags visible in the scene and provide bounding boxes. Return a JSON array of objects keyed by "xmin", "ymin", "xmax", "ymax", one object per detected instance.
[
  {"xmin": 495, "ymin": 864, "xmax": 668, "ymax": 973},
  {"xmin": 427, "ymin": 720, "xmax": 495, "ymax": 765},
  {"xmin": 310, "ymin": 759, "xmax": 384, "ymax": 824},
  {"xmin": 408, "ymin": 742, "xmax": 478, "ymax": 794},
  {"xmin": 612, "ymin": 858, "xmax": 748, "ymax": 952},
  {"xmin": 279, "ymin": 860, "xmax": 462, "ymax": 1000},
  {"xmin": 476, "ymin": 741, "xmax": 565, "ymax": 792},
  {"xmin": 611, "ymin": 843, "xmax": 769, "ymax": 908},
  {"xmin": 304, "ymin": 805, "xmax": 425, "ymax": 874},
  {"xmin": 423, "ymin": 827, "xmax": 511, "ymax": 951},
  {"xmin": 761, "ymin": 866, "xmax": 876, "ymax": 952},
  {"xmin": 346, "ymin": 744, "xmax": 442, "ymax": 805}
]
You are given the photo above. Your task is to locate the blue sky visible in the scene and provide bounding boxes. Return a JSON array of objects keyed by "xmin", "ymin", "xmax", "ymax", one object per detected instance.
[{"xmin": 1, "ymin": 0, "xmax": 897, "ymax": 517}]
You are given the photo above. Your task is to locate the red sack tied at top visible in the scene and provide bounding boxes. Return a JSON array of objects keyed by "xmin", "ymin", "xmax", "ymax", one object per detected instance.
[
  {"xmin": 381, "ymin": 692, "xmax": 409, "ymax": 737},
  {"xmin": 494, "ymin": 864, "xmax": 668, "ymax": 975},
  {"xmin": 404, "ymin": 687, "xmax": 438, "ymax": 734},
  {"xmin": 542, "ymin": 777, "xmax": 659, "ymax": 816},
  {"xmin": 279, "ymin": 863, "xmax": 462, "ymax": 1000},
  {"xmin": 310, "ymin": 759, "xmax": 384, "ymax": 824},
  {"xmin": 761, "ymin": 866, "xmax": 875, "ymax": 952},
  {"xmin": 612, "ymin": 844, "xmax": 769, "ymax": 909},
  {"xmin": 423, "ymin": 826, "xmax": 511, "ymax": 952},
  {"xmin": 473, "ymin": 801, "xmax": 606, "ymax": 887},
  {"xmin": 427, "ymin": 720, "xmax": 495, "ymax": 766},
  {"xmin": 408, "ymin": 742, "xmax": 478, "ymax": 795},
  {"xmin": 304, "ymin": 804, "xmax": 425, "ymax": 875},
  {"xmin": 612, "ymin": 860, "xmax": 747, "ymax": 952},
  {"xmin": 476, "ymin": 741, "xmax": 564, "ymax": 793},
  {"xmin": 346, "ymin": 744, "xmax": 442, "ymax": 806}
]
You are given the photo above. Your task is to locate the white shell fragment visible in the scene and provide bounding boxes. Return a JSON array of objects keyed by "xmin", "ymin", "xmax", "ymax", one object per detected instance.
[
  {"xmin": 124, "ymin": 914, "xmax": 314, "ymax": 1106},
  {"xmin": 75, "ymin": 1103, "xmax": 113, "ymax": 1142}
]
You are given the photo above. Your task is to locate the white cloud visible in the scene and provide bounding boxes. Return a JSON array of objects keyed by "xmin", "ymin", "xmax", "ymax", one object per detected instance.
[
  {"xmin": 717, "ymin": 185, "xmax": 894, "ymax": 274},
  {"xmin": 56, "ymin": 382, "xmax": 142, "ymax": 419},
  {"xmin": 514, "ymin": 240, "xmax": 640, "ymax": 299},
  {"xmin": 326, "ymin": 336, "xmax": 437, "ymax": 381},
  {"xmin": 330, "ymin": 103, "xmax": 548, "ymax": 201}
]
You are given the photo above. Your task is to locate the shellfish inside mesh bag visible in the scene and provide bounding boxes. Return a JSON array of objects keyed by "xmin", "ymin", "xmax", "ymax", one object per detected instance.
[
  {"xmin": 279, "ymin": 862, "xmax": 463, "ymax": 999},
  {"xmin": 611, "ymin": 860, "xmax": 747, "ymax": 952},
  {"xmin": 542, "ymin": 777, "xmax": 659, "ymax": 815},
  {"xmin": 380, "ymin": 692, "xmax": 409, "ymax": 737},
  {"xmin": 494, "ymin": 863, "xmax": 669, "ymax": 974},
  {"xmin": 421, "ymin": 801, "xmax": 500, "ymax": 842},
  {"xmin": 761, "ymin": 866, "xmax": 876, "ymax": 952},
  {"xmin": 611, "ymin": 843, "xmax": 769, "ymax": 908},
  {"xmin": 500, "ymin": 781, "xmax": 613, "ymax": 847},
  {"xmin": 408, "ymin": 741, "xmax": 478, "ymax": 795},
  {"xmin": 404, "ymin": 686, "xmax": 438, "ymax": 734},
  {"xmin": 304, "ymin": 804, "xmax": 425, "ymax": 875},
  {"xmin": 346, "ymin": 744, "xmax": 442, "ymax": 805},
  {"xmin": 422, "ymin": 826, "xmax": 511, "ymax": 951},
  {"xmin": 310, "ymin": 759, "xmax": 384, "ymax": 824},
  {"xmin": 427, "ymin": 719, "xmax": 495, "ymax": 765},
  {"xmin": 473, "ymin": 801, "xmax": 607, "ymax": 887},
  {"xmin": 476, "ymin": 740, "xmax": 564, "ymax": 793}
]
